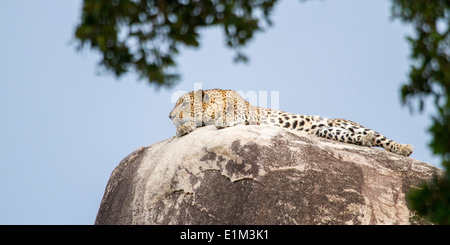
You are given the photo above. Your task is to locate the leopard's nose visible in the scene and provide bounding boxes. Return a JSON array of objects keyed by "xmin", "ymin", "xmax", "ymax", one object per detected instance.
[{"xmin": 169, "ymin": 114, "xmax": 175, "ymax": 120}]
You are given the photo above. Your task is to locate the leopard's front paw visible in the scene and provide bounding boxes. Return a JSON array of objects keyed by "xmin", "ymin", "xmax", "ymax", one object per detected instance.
[
  {"xmin": 215, "ymin": 118, "xmax": 226, "ymax": 129},
  {"xmin": 176, "ymin": 123, "xmax": 197, "ymax": 137},
  {"xmin": 215, "ymin": 117, "xmax": 235, "ymax": 129}
]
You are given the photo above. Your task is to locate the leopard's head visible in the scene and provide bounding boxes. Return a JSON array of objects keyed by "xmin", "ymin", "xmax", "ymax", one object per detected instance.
[{"xmin": 169, "ymin": 89, "xmax": 206, "ymax": 126}]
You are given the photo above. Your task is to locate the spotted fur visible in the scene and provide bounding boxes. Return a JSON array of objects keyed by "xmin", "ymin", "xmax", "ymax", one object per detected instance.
[{"xmin": 169, "ymin": 89, "xmax": 414, "ymax": 156}]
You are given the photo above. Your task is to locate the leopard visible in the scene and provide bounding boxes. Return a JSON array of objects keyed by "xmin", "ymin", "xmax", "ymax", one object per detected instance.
[{"xmin": 169, "ymin": 89, "xmax": 414, "ymax": 157}]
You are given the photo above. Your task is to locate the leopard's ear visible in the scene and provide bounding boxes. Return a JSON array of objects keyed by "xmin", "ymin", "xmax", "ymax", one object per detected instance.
[
  {"xmin": 193, "ymin": 89, "xmax": 204, "ymax": 102},
  {"xmin": 194, "ymin": 89, "xmax": 209, "ymax": 102},
  {"xmin": 203, "ymin": 90, "xmax": 210, "ymax": 102}
]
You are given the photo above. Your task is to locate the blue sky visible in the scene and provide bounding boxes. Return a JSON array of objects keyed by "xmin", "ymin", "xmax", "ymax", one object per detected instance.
[{"xmin": 0, "ymin": 0, "xmax": 442, "ymax": 224}]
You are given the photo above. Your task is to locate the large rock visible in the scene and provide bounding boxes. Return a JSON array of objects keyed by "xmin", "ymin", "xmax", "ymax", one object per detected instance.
[{"xmin": 95, "ymin": 125, "xmax": 442, "ymax": 225}]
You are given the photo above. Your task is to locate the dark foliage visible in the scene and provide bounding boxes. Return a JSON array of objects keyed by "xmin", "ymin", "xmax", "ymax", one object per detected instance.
[
  {"xmin": 75, "ymin": 0, "xmax": 279, "ymax": 86},
  {"xmin": 392, "ymin": 0, "xmax": 450, "ymax": 224}
]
